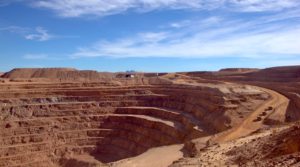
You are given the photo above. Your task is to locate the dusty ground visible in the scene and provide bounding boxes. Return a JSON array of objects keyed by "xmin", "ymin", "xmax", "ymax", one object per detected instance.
[
  {"xmin": 0, "ymin": 67, "xmax": 299, "ymax": 167},
  {"xmin": 212, "ymin": 86, "xmax": 289, "ymax": 142},
  {"xmin": 113, "ymin": 144, "xmax": 184, "ymax": 167}
]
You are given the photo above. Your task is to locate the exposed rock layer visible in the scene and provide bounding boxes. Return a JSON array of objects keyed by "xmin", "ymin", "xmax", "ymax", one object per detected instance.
[
  {"xmin": 0, "ymin": 70, "xmax": 267, "ymax": 166},
  {"xmin": 2, "ymin": 66, "xmax": 299, "ymax": 167}
]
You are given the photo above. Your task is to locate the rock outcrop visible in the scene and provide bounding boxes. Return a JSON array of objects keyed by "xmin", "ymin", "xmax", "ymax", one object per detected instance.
[
  {"xmin": 2, "ymin": 66, "xmax": 299, "ymax": 167},
  {"xmin": 0, "ymin": 70, "xmax": 268, "ymax": 167}
]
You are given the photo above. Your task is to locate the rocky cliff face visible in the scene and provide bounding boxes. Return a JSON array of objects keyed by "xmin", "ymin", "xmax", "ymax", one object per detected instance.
[
  {"xmin": 226, "ymin": 123, "xmax": 300, "ymax": 166},
  {"xmin": 0, "ymin": 73, "xmax": 267, "ymax": 167}
]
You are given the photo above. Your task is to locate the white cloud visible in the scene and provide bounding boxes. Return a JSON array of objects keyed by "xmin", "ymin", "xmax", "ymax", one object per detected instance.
[
  {"xmin": 168, "ymin": 16, "xmax": 223, "ymax": 30},
  {"xmin": 228, "ymin": 0, "xmax": 300, "ymax": 12},
  {"xmin": 30, "ymin": 0, "xmax": 300, "ymax": 18},
  {"xmin": 25, "ymin": 27, "xmax": 52, "ymax": 41},
  {"xmin": 71, "ymin": 29, "xmax": 300, "ymax": 59},
  {"xmin": 71, "ymin": 14, "xmax": 300, "ymax": 59},
  {"xmin": 138, "ymin": 32, "xmax": 168, "ymax": 43},
  {"xmin": 0, "ymin": 26, "xmax": 57, "ymax": 41},
  {"xmin": 0, "ymin": 26, "xmax": 30, "ymax": 34},
  {"xmin": 31, "ymin": 0, "xmax": 205, "ymax": 17}
]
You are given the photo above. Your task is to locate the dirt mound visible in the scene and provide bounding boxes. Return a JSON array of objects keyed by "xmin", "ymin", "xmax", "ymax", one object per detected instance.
[
  {"xmin": 266, "ymin": 124, "xmax": 300, "ymax": 158},
  {"xmin": 2, "ymin": 68, "xmax": 115, "ymax": 81},
  {"xmin": 245, "ymin": 66, "xmax": 300, "ymax": 82},
  {"xmin": 183, "ymin": 66, "xmax": 300, "ymax": 123},
  {"xmin": 2, "ymin": 68, "xmax": 76, "ymax": 78},
  {"xmin": 171, "ymin": 124, "xmax": 300, "ymax": 167},
  {"xmin": 224, "ymin": 123, "xmax": 300, "ymax": 166},
  {"xmin": 219, "ymin": 68, "xmax": 259, "ymax": 73},
  {"xmin": 184, "ymin": 65, "xmax": 300, "ymax": 82}
]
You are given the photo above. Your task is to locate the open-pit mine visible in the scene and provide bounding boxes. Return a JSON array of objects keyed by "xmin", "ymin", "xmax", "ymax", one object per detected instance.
[{"xmin": 0, "ymin": 67, "xmax": 299, "ymax": 167}]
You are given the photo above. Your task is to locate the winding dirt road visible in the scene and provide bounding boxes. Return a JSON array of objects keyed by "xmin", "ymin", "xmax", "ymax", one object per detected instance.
[
  {"xmin": 115, "ymin": 75, "xmax": 290, "ymax": 167},
  {"xmin": 213, "ymin": 86, "xmax": 289, "ymax": 142},
  {"xmin": 163, "ymin": 73, "xmax": 290, "ymax": 143}
]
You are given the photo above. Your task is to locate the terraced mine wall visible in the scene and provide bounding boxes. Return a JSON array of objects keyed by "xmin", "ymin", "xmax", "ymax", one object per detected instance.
[
  {"xmin": 184, "ymin": 66, "xmax": 300, "ymax": 123},
  {"xmin": 0, "ymin": 80, "xmax": 267, "ymax": 167},
  {"xmin": 246, "ymin": 82, "xmax": 300, "ymax": 122}
]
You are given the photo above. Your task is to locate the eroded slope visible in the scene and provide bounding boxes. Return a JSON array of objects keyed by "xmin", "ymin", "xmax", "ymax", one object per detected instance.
[{"xmin": 0, "ymin": 70, "xmax": 269, "ymax": 167}]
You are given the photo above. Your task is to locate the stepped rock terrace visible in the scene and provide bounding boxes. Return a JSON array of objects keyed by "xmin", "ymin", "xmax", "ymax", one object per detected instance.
[{"xmin": 0, "ymin": 75, "xmax": 268, "ymax": 167}]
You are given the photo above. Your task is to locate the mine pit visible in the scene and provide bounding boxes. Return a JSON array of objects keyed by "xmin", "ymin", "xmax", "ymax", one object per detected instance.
[
  {"xmin": 2, "ymin": 1, "xmax": 300, "ymax": 164},
  {"xmin": 0, "ymin": 71, "xmax": 269, "ymax": 167}
]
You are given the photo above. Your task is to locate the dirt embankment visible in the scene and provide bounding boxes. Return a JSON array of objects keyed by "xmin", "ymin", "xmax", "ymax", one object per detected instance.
[
  {"xmin": 246, "ymin": 66, "xmax": 300, "ymax": 82},
  {"xmin": 0, "ymin": 70, "xmax": 270, "ymax": 167},
  {"xmin": 0, "ymin": 66, "xmax": 299, "ymax": 167},
  {"xmin": 213, "ymin": 86, "xmax": 289, "ymax": 142},
  {"xmin": 219, "ymin": 68, "xmax": 259, "ymax": 74},
  {"xmin": 183, "ymin": 65, "xmax": 300, "ymax": 123},
  {"xmin": 2, "ymin": 68, "xmax": 115, "ymax": 82},
  {"xmin": 172, "ymin": 123, "xmax": 300, "ymax": 167},
  {"xmin": 183, "ymin": 65, "xmax": 300, "ymax": 82},
  {"xmin": 169, "ymin": 66, "xmax": 299, "ymax": 167},
  {"xmin": 225, "ymin": 123, "xmax": 300, "ymax": 166}
]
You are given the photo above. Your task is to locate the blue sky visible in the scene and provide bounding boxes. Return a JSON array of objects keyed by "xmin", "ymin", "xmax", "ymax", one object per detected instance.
[{"xmin": 0, "ymin": 0, "xmax": 300, "ymax": 72}]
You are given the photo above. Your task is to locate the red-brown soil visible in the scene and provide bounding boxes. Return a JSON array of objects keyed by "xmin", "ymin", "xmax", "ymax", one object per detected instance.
[
  {"xmin": 219, "ymin": 68, "xmax": 260, "ymax": 74},
  {"xmin": 184, "ymin": 66, "xmax": 300, "ymax": 122},
  {"xmin": 0, "ymin": 66, "xmax": 299, "ymax": 167},
  {"xmin": 1, "ymin": 68, "xmax": 115, "ymax": 82}
]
